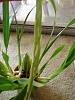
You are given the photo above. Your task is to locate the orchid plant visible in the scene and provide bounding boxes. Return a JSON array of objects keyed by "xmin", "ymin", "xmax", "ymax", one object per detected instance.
[{"xmin": 0, "ymin": 0, "xmax": 75, "ymax": 100}]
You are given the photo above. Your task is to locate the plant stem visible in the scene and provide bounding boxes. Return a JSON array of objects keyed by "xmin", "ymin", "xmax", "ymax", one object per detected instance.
[
  {"xmin": 18, "ymin": 39, "xmax": 21, "ymax": 66},
  {"xmin": 24, "ymin": 64, "xmax": 34, "ymax": 100},
  {"xmin": 16, "ymin": 27, "xmax": 22, "ymax": 69}
]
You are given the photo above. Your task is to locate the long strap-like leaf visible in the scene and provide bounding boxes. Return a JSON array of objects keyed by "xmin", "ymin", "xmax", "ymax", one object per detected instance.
[
  {"xmin": 33, "ymin": 0, "xmax": 42, "ymax": 74},
  {"xmin": 49, "ymin": 0, "xmax": 56, "ymax": 15},
  {"xmin": 3, "ymin": 1, "xmax": 10, "ymax": 53},
  {"xmin": 47, "ymin": 41, "xmax": 75, "ymax": 82},
  {"xmin": 24, "ymin": 0, "xmax": 43, "ymax": 100},
  {"xmin": 37, "ymin": 41, "xmax": 75, "ymax": 84},
  {"xmin": 40, "ymin": 18, "xmax": 75, "ymax": 62},
  {"xmin": 39, "ymin": 44, "xmax": 65, "ymax": 75}
]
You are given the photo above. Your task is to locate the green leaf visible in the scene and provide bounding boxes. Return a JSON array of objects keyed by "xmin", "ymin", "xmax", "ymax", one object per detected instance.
[
  {"xmin": 39, "ymin": 61, "xmax": 49, "ymax": 75},
  {"xmin": 17, "ymin": 78, "xmax": 28, "ymax": 88},
  {"xmin": 11, "ymin": 2, "xmax": 35, "ymax": 71},
  {"xmin": 33, "ymin": 80, "xmax": 45, "ymax": 87},
  {"xmin": 49, "ymin": 0, "xmax": 56, "ymax": 14},
  {"xmin": 19, "ymin": 6, "xmax": 35, "ymax": 40},
  {"xmin": 62, "ymin": 41, "xmax": 75, "ymax": 68},
  {"xmin": 2, "ymin": 51, "xmax": 13, "ymax": 74},
  {"xmin": 25, "ymin": 0, "xmax": 43, "ymax": 100},
  {"xmin": 11, "ymin": 2, "xmax": 35, "ymax": 41},
  {"xmin": 2, "ymin": 51, "xmax": 9, "ymax": 67},
  {"xmin": 12, "ymin": 77, "xmax": 45, "ymax": 100},
  {"xmin": 39, "ymin": 44, "xmax": 65, "ymax": 75},
  {"xmin": 33, "ymin": 0, "xmax": 42, "ymax": 70},
  {"xmin": 17, "ymin": 78, "xmax": 44, "ymax": 88},
  {"xmin": 11, "ymin": 3, "xmax": 34, "ymax": 70},
  {"xmin": 10, "ymin": 2, "xmax": 21, "ymax": 25},
  {"xmin": 50, "ymin": 44, "xmax": 65, "ymax": 59},
  {"xmin": 46, "ymin": 41, "xmax": 75, "ymax": 82},
  {"xmin": 0, "ymin": 75, "xmax": 19, "ymax": 91},
  {"xmin": 40, "ymin": 18, "xmax": 75, "ymax": 62},
  {"xmin": 22, "ymin": 53, "xmax": 31, "ymax": 76},
  {"xmin": 10, "ymin": 2, "xmax": 22, "ymax": 67},
  {"xmin": 0, "ymin": 61, "xmax": 9, "ymax": 76},
  {"xmin": 9, "ymin": 78, "xmax": 44, "ymax": 99},
  {"xmin": 67, "ymin": 18, "xmax": 75, "ymax": 26},
  {"xmin": 3, "ymin": 1, "xmax": 10, "ymax": 52}
]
